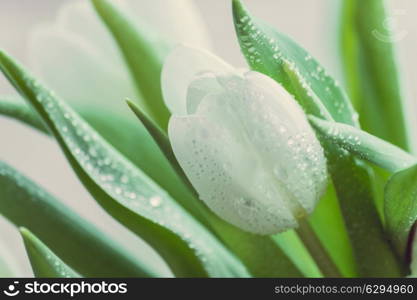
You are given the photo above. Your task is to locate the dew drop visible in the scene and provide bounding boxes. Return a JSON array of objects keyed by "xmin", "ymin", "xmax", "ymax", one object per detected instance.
[
  {"xmin": 149, "ymin": 196, "xmax": 162, "ymax": 208},
  {"xmin": 121, "ymin": 175, "xmax": 129, "ymax": 184},
  {"xmin": 127, "ymin": 192, "xmax": 137, "ymax": 200},
  {"xmin": 248, "ymin": 47, "xmax": 256, "ymax": 53}
]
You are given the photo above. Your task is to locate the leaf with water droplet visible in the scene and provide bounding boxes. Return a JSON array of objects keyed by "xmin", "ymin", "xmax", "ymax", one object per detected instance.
[
  {"xmin": 0, "ymin": 49, "xmax": 249, "ymax": 277},
  {"xmin": 282, "ymin": 62, "xmax": 333, "ymax": 121},
  {"xmin": 92, "ymin": 0, "xmax": 171, "ymax": 129},
  {"xmin": 232, "ymin": 0, "xmax": 357, "ymax": 126},
  {"xmin": 309, "ymin": 116, "xmax": 416, "ymax": 173},
  {"xmin": 75, "ymin": 4, "xmax": 207, "ymax": 232},
  {"xmin": 0, "ymin": 160, "xmax": 157, "ymax": 277},
  {"xmin": 309, "ymin": 116, "xmax": 408, "ymax": 276},
  {"xmin": 20, "ymin": 228, "xmax": 79, "ymax": 278},
  {"xmin": 0, "ymin": 95, "xmax": 198, "ymax": 233}
]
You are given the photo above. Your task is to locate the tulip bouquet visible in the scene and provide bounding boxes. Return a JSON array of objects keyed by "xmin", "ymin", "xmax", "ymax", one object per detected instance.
[{"xmin": 0, "ymin": 0, "xmax": 416, "ymax": 278}]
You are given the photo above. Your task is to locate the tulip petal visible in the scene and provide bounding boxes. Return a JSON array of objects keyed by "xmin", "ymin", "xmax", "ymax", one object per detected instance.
[
  {"xmin": 169, "ymin": 95, "xmax": 298, "ymax": 234},
  {"xmin": 169, "ymin": 69, "xmax": 328, "ymax": 234},
  {"xmin": 186, "ymin": 72, "xmax": 223, "ymax": 114},
  {"xmin": 215, "ymin": 71, "xmax": 328, "ymax": 214},
  {"xmin": 161, "ymin": 45, "xmax": 234, "ymax": 115}
]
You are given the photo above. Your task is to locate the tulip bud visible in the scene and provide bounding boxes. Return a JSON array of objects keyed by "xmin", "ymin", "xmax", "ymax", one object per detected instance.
[{"xmin": 162, "ymin": 45, "xmax": 327, "ymax": 234}]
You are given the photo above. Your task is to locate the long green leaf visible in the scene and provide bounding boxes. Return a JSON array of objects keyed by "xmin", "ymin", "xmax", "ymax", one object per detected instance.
[
  {"xmin": 309, "ymin": 184, "xmax": 357, "ymax": 277},
  {"xmin": 126, "ymin": 100, "xmax": 184, "ymax": 182},
  {"xmin": 272, "ymin": 231, "xmax": 321, "ymax": 277},
  {"xmin": 285, "ymin": 64, "xmax": 359, "ymax": 276},
  {"xmin": 340, "ymin": 0, "xmax": 410, "ymax": 150},
  {"xmin": 328, "ymin": 152, "xmax": 404, "ymax": 276},
  {"xmin": 385, "ymin": 165, "xmax": 417, "ymax": 263},
  {"xmin": 0, "ymin": 49, "xmax": 249, "ymax": 277},
  {"xmin": 232, "ymin": 0, "xmax": 357, "ymax": 127},
  {"xmin": 20, "ymin": 228, "xmax": 79, "ymax": 278},
  {"xmin": 127, "ymin": 99, "xmax": 305, "ymax": 277},
  {"xmin": 92, "ymin": 0, "xmax": 170, "ymax": 129},
  {"xmin": 309, "ymin": 116, "xmax": 416, "ymax": 173},
  {"xmin": 0, "ymin": 160, "xmax": 157, "ymax": 277},
  {"xmin": 86, "ymin": 0, "xmax": 210, "ymax": 230},
  {"xmin": 233, "ymin": 0, "xmax": 403, "ymax": 277},
  {"xmin": 0, "ymin": 100, "xmax": 212, "ymax": 239},
  {"xmin": 283, "ymin": 62, "xmax": 334, "ymax": 121}
]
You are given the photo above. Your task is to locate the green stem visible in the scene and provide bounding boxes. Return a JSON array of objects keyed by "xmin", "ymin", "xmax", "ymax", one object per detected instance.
[{"xmin": 296, "ymin": 218, "xmax": 341, "ymax": 278}]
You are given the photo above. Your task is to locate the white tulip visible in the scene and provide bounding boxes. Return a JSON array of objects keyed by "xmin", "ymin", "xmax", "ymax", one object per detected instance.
[{"xmin": 163, "ymin": 45, "xmax": 328, "ymax": 234}]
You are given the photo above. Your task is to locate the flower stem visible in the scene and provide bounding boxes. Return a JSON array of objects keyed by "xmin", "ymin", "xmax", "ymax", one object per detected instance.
[{"xmin": 296, "ymin": 218, "xmax": 341, "ymax": 277}]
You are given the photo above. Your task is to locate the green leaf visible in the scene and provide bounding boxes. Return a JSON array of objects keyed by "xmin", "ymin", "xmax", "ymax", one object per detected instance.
[
  {"xmin": 309, "ymin": 116, "xmax": 416, "ymax": 173},
  {"xmin": 340, "ymin": 0, "xmax": 410, "ymax": 150},
  {"xmin": 0, "ymin": 49, "xmax": 249, "ymax": 278},
  {"xmin": 328, "ymin": 152, "xmax": 404, "ymax": 276},
  {"xmin": 92, "ymin": 0, "xmax": 170, "ymax": 129},
  {"xmin": 310, "ymin": 184, "xmax": 357, "ymax": 277},
  {"xmin": 232, "ymin": 0, "xmax": 403, "ymax": 277},
  {"xmin": 282, "ymin": 62, "xmax": 333, "ymax": 121},
  {"xmin": 84, "ymin": 0, "xmax": 203, "ymax": 227},
  {"xmin": 272, "ymin": 231, "xmax": 322, "ymax": 277},
  {"xmin": 126, "ymin": 100, "xmax": 216, "ymax": 229},
  {"xmin": 20, "ymin": 228, "xmax": 79, "ymax": 278},
  {"xmin": 385, "ymin": 164, "xmax": 417, "ymax": 261},
  {"xmin": 210, "ymin": 225, "xmax": 306, "ymax": 277},
  {"xmin": 0, "ymin": 160, "xmax": 158, "ymax": 277},
  {"xmin": 126, "ymin": 100, "xmax": 187, "ymax": 187},
  {"xmin": 0, "ymin": 96, "xmax": 47, "ymax": 133},
  {"xmin": 127, "ymin": 100, "xmax": 305, "ymax": 277},
  {"xmin": 232, "ymin": 0, "xmax": 358, "ymax": 127},
  {"xmin": 0, "ymin": 99, "xmax": 209, "ymax": 239}
]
